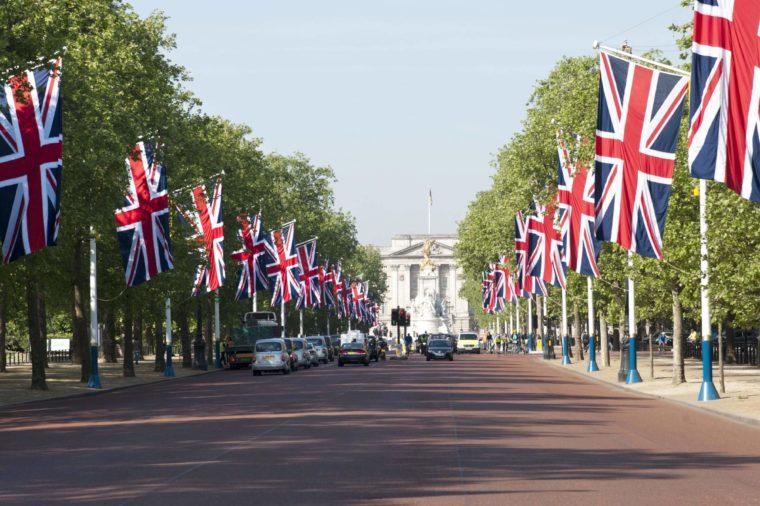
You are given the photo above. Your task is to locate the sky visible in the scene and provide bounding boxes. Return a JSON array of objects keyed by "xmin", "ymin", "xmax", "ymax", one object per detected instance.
[{"xmin": 128, "ymin": 0, "xmax": 690, "ymax": 246}]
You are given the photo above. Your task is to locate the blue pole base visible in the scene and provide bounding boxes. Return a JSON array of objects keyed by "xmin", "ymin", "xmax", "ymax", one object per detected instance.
[
  {"xmin": 87, "ymin": 345, "xmax": 101, "ymax": 389},
  {"xmin": 561, "ymin": 355, "xmax": 571, "ymax": 365},
  {"xmin": 587, "ymin": 360, "xmax": 600, "ymax": 372},
  {"xmin": 698, "ymin": 381, "xmax": 720, "ymax": 402},
  {"xmin": 626, "ymin": 368, "xmax": 643, "ymax": 384},
  {"xmin": 164, "ymin": 346, "xmax": 175, "ymax": 377}
]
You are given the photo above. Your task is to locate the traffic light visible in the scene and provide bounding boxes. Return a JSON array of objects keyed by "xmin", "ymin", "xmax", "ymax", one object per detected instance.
[
  {"xmin": 399, "ymin": 308, "xmax": 407, "ymax": 327},
  {"xmin": 391, "ymin": 308, "xmax": 399, "ymax": 326},
  {"xmin": 405, "ymin": 312, "xmax": 411, "ymax": 326}
]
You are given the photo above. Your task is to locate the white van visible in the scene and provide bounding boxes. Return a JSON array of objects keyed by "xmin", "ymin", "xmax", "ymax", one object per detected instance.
[{"xmin": 457, "ymin": 332, "xmax": 480, "ymax": 354}]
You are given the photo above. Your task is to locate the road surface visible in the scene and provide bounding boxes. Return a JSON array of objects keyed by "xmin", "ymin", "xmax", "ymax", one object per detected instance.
[{"xmin": 1, "ymin": 353, "xmax": 759, "ymax": 505}]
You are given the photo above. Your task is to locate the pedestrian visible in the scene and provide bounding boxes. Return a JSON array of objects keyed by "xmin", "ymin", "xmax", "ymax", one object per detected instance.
[
  {"xmin": 689, "ymin": 329, "xmax": 698, "ymax": 343},
  {"xmin": 486, "ymin": 332, "xmax": 494, "ymax": 354}
]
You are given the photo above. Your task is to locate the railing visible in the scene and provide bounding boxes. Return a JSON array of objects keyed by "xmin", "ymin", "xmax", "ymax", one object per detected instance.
[
  {"xmin": 685, "ymin": 341, "xmax": 758, "ymax": 366},
  {"xmin": 5, "ymin": 350, "xmax": 72, "ymax": 366}
]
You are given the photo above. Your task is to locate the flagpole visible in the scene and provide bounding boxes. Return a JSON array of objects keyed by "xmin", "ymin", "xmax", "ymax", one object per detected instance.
[
  {"xmin": 626, "ymin": 250, "xmax": 642, "ymax": 383},
  {"xmin": 87, "ymin": 233, "xmax": 102, "ymax": 389},
  {"xmin": 527, "ymin": 296, "xmax": 533, "ymax": 351},
  {"xmin": 427, "ymin": 189, "xmax": 432, "ymax": 235},
  {"xmin": 281, "ymin": 299, "xmax": 286, "ymax": 338},
  {"xmin": 164, "ymin": 298, "xmax": 175, "ymax": 377},
  {"xmin": 214, "ymin": 291, "xmax": 222, "ymax": 368},
  {"xmin": 561, "ymin": 288, "xmax": 570, "ymax": 365},
  {"xmin": 516, "ymin": 298, "xmax": 521, "ymax": 348},
  {"xmin": 253, "ymin": 292, "xmax": 257, "ymax": 313},
  {"xmin": 587, "ymin": 277, "xmax": 599, "ymax": 372},
  {"xmin": 299, "ymin": 309, "xmax": 304, "ymax": 337},
  {"xmin": 698, "ymin": 179, "xmax": 719, "ymax": 401}
]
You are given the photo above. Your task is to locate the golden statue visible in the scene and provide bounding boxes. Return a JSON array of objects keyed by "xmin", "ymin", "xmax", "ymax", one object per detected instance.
[{"xmin": 420, "ymin": 239, "xmax": 436, "ymax": 272}]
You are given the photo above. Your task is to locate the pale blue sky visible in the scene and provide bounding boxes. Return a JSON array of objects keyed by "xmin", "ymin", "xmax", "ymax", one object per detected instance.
[{"xmin": 128, "ymin": 0, "xmax": 690, "ymax": 245}]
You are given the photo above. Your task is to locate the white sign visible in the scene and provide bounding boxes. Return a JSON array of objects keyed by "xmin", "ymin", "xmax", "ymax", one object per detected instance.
[{"xmin": 49, "ymin": 338, "xmax": 70, "ymax": 351}]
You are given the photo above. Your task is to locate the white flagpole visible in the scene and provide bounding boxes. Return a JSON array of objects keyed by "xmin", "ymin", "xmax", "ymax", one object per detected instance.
[
  {"xmin": 561, "ymin": 287, "xmax": 570, "ymax": 365},
  {"xmin": 542, "ymin": 294, "xmax": 548, "ymax": 338},
  {"xmin": 428, "ymin": 189, "xmax": 432, "ymax": 235},
  {"xmin": 516, "ymin": 298, "xmax": 521, "ymax": 343},
  {"xmin": 698, "ymin": 179, "xmax": 719, "ymax": 400},
  {"xmin": 164, "ymin": 298, "xmax": 175, "ymax": 376},
  {"xmin": 253, "ymin": 292, "xmax": 257, "ymax": 313},
  {"xmin": 626, "ymin": 250, "xmax": 642, "ymax": 382},
  {"xmin": 87, "ymin": 233, "xmax": 101, "ymax": 389},
  {"xmin": 214, "ymin": 291, "xmax": 222, "ymax": 368},
  {"xmin": 587, "ymin": 277, "xmax": 599, "ymax": 372},
  {"xmin": 527, "ymin": 296, "xmax": 533, "ymax": 351},
  {"xmin": 300, "ymin": 309, "xmax": 304, "ymax": 337},
  {"xmin": 281, "ymin": 299, "xmax": 286, "ymax": 338}
]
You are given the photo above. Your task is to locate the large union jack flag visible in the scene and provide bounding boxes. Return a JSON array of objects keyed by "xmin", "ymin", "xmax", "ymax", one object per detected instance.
[
  {"xmin": 497, "ymin": 256, "xmax": 517, "ymax": 304},
  {"xmin": 0, "ymin": 57, "xmax": 63, "ymax": 264},
  {"xmin": 528, "ymin": 203, "xmax": 566, "ymax": 289},
  {"xmin": 333, "ymin": 262, "xmax": 346, "ymax": 319},
  {"xmin": 265, "ymin": 221, "xmax": 302, "ymax": 306},
  {"xmin": 689, "ymin": 0, "xmax": 760, "ymax": 202},
  {"xmin": 556, "ymin": 134, "xmax": 601, "ymax": 278},
  {"xmin": 176, "ymin": 179, "xmax": 224, "ymax": 295},
  {"xmin": 114, "ymin": 141, "xmax": 174, "ymax": 286},
  {"xmin": 296, "ymin": 238, "xmax": 321, "ymax": 310},
  {"xmin": 231, "ymin": 211, "xmax": 271, "ymax": 301},
  {"xmin": 595, "ymin": 51, "xmax": 688, "ymax": 260}
]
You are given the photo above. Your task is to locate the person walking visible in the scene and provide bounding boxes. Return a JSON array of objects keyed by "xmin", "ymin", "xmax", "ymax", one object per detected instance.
[
  {"xmin": 495, "ymin": 335, "xmax": 503, "ymax": 355},
  {"xmin": 486, "ymin": 332, "xmax": 494, "ymax": 354}
]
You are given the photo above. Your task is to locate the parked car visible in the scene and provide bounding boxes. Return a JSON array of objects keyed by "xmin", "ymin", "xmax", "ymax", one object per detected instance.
[
  {"xmin": 427, "ymin": 339, "xmax": 454, "ymax": 361},
  {"xmin": 290, "ymin": 337, "xmax": 311, "ymax": 370},
  {"xmin": 282, "ymin": 338, "xmax": 298, "ymax": 372},
  {"xmin": 306, "ymin": 336, "xmax": 331, "ymax": 363},
  {"xmin": 306, "ymin": 342, "xmax": 320, "ymax": 367},
  {"xmin": 338, "ymin": 342, "xmax": 370, "ymax": 366},
  {"xmin": 252, "ymin": 338, "xmax": 291, "ymax": 375}
]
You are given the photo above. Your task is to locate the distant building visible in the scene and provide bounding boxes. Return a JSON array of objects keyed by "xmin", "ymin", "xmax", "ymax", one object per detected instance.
[{"xmin": 376, "ymin": 234, "xmax": 473, "ymax": 336}]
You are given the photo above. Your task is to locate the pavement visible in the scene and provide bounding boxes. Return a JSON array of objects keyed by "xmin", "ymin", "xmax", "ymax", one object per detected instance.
[
  {"xmin": 0, "ymin": 357, "xmax": 212, "ymax": 408},
  {"xmin": 1, "ymin": 352, "xmax": 760, "ymax": 505},
  {"xmin": 546, "ymin": 348, "xmax": 760, "ymax": 426}
]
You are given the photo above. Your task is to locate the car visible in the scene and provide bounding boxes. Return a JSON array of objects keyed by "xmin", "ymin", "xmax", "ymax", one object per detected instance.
[
  {"xmin": 252, "ymin": 338, "xmax": 291, "ymax": 375},
  {"xmin": 457, "ymin": 332, "xmax": 480, "ymax": 353},
  {"xmin": 306, "ymin": 336, "xmax": 331, "ymax": 364},
  {"xmin": 306, "ymin": 342, "xmax": 320, "ymax": 367},
  {"xmin": 427, "ymin": 339, "xmax": 454, "ymax": 361},
  {"xmin": 338, "ymin": 342, "xmax": 370, "ymax": 366},
  {"xmin": 289, "ymin": 337, "xmax": 311, "ymax": 370}
]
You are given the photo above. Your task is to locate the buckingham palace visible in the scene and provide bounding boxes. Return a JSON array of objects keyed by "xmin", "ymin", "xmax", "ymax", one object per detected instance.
[{"xmin": 376, "ymin": 234, "xmax": 474, "ymax": 337}]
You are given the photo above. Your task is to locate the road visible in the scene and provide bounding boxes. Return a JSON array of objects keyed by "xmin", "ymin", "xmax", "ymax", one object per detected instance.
[{"xmin": 1, "ymin": 352, "xmax": 760, "ymax": 505}]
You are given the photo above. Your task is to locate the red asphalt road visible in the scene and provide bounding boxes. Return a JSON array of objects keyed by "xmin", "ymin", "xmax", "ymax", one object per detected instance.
[{"xmin": 1, "ymin": 353, "xmax": 760, "ymax": 505}]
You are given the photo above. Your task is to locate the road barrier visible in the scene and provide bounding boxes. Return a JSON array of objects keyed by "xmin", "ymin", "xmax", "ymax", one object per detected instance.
[{"xmin": 6, "ymin": 350, "xmax": 73, "ymax": 366}]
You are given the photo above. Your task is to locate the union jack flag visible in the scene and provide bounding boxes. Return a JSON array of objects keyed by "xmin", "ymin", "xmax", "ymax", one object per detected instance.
[
  {"xmin": 514, "ymin": 211, "xmax": 546, "ymax": 297},
  {"xmin": 265, "ymin": 221, "xmax": 301, "ymax": 306},
  {"xmin": 175, "ymin": 179, "xmax": 224, "ymax": 295},
  {"xmin": 481, "ymin": 271, "xmax": 491, "ymax": 312},
  {"xmin": 296, "ymin": 238, "xmax": 321, "ymax": 310},
  {"xmin": 334, "ymin": 262, "xmax": 347, "ymax": 319},
  {"xmin": 496, "ymin": 256, "xmax": 517, "ymax": 303},
  {"xmin": 556, "ymin": 133, "xmax": 601, "ymax": 278},
  {"xmin": 0, "ymin": 57, "xmax": 63, "ymax": 264},
  {"xmin": 689, "ymin": 0, "xmax": 760, "ymax": 202},
  {"xmin": 528, "ymin": 203, "xmax": 566, "ymax": 289},
  {"xmin": 595, "ymin": 51, "xmax": 688, "ymax": 260},
  {"xmin": 114, "ymin": 141, "xmax": 173, "ymax": 286},
  {"xmin": 320, "ymin": 261, "xmax": 336, "ymax": 309},
  {"xmin": 231, "ymin": 211, "xmax": 271, "ymax": 301}
]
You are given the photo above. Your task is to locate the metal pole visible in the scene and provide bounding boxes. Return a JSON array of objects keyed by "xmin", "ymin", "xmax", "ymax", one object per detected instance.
[
  {"xmin": 253, "ymin": 291, "xmax": 257, "ymax": 313},
  {"xmin": 561, "ymin": 288, "xmax": 570, "ymax": 365},
  {"xmin": 164, "ymin": 298, "xmax": 175, "ymax": 377},
  {"xmin": 542, "ymin": 294, "xmax": 548, "ymax": 337},
  {"xmin": 87, "ymin": 234, "xmax": 101, "ymax": 389},
  {"xmin": 327, "ymin": 314, "xmax": 331, "ymax": 338},
  {"xmin": 516, "ymin": 298, "xmax": 521, "ymax": 341},
  {"xmin": 587, "ymin": 277, "xmax": 599, "ymax": 372},
  {"xmin": 214, "ymin": 292, "xmax": 222, "ymax": 368},
  {"xmin": 281, "ymin": 299, "xmax": 285, "ymax": 338},
  {"xmin": 300, "ymin": 309, "xmax": 304, "ymax": 337},
  {"xmin": 626, "ymin": 250, "xmax": 642, "ymax": 383},
  {"xmin": 527, "ymin": 296, "xmax": 533, "ymax": 351},
  {"xmin": 698, "ymin": 179, "xmax": 719, "ymax": 400}
]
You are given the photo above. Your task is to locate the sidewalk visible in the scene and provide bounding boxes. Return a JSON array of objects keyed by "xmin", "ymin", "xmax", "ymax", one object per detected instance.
[
  {"xmin": 0, "ymin": 357, "xmax": 215, "ymax": 409},
  {"xmin": 542, "ymin": 349, "xmax": 760, "ymax": 426}
]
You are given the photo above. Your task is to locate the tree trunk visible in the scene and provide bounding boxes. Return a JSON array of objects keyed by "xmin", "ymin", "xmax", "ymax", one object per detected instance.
[
  {"xmin": 0, "ymin": 286, "xmax": 7, "ymax": 373},
  {"xmin": 206, "ymin": 298, "xmax": 213, "ymax": 366},
  {"xmin": 72, "ymin": 238, "xmax": 90, "ymax": 382},
  {"xmin": 600, "ymin": 312, "xmax": 609, "ymax": 368},
  {"xmin": 672, "ymin": 285, "xmax": 686, "ymax": 385},
  {"xmin": 179, "ymin": 304, "xmax": 192, "ymax": 368},
  {"xmin": 572, "ymin": 300, "xmax": 583, "ymax": 362},
  {"xmin": 154, "ymin": 316, "xmax": 166, "ymax": 372},
  {"xmin": 27, "ymin": 274, "xmax": 47, "ymax": 390},
  {"xmin": 103, "ymin": 305, "xmax": 117, "ymax": 363},
  {"xmin": 725, "ymin": 318, "xmax": 736, "ymax": 364},
  {"xmin": 123, "ymin": 297, "xmax": 135, "ymax": 377}
]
